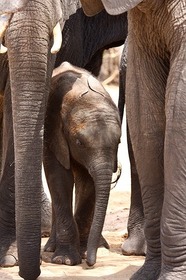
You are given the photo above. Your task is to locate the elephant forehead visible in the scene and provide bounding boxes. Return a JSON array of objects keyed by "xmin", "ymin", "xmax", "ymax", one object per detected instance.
[
  {"xmin": 68, "ymin": 110, "xmax": 121, "ymax": 144},
  {"xmin": 68, "ymin": 99, "xmax": 120, "ymax": 126},
  {"xmin": 80, "ymin": 122, "xmax": 121, "ymax": 147},
  {"xmin": 69, "ymin": 104, "xmax": 118, "ymax": 125}
]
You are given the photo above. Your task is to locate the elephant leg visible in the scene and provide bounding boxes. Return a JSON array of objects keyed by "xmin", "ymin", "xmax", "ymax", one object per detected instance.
[
  {"xmin": 73, "ymin": 163, "xmax": 109, "ymax": 259},
  {"xmin": 126, "ymin": 24, "xmax": 168, "ymax": 280},
  {"xmin": 118, "ymin": 40, "xmax": 146, "ymax": 256},
  {"xmin": 0, "ymin": 78, "xmax": 16, "ymax": 267},
  {"xmin": 122, "ymin": 125, "xmax": 146, "ymax": 256},
  {"xmin": 159, "ymin": 43, "xmax": 186, "ymax": 280},
  {"xmin": 40, "ymin": 185, "xmax": 52, "ymax": 238},
  {"xmin": 43, "ymin": 205, "xmax": 56, "ymax": 253},
  {"xmin": 43, "ymin": 148, "xmax": 81, "ymax": 265}
]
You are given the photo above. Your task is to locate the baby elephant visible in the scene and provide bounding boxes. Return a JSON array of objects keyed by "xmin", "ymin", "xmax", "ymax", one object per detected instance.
[{"xmin": 43, "ymin": 62, "xmax": 121, "ymax": 267}]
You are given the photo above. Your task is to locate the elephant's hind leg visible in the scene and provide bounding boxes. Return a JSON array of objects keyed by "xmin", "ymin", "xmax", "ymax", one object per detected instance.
[
  {"xmin": 0, "ymin": 157, "xmax": 17, "ymax": 268},
  {"xmin": 122, "ymin": 127, "xmax": 146, "ymax": 256},
  {"xmin": 41, "ymin": 185, "xmax": 52, "ymax": 238}
]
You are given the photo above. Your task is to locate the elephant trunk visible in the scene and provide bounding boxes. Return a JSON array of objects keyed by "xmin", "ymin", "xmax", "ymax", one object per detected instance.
[
  {"xmin": 5, "ymin": 10, "xmax": 55, "ymax": 280},
  {"xmin": 87, "ymin": 161, "xmax": 113, "ymax": 266}
]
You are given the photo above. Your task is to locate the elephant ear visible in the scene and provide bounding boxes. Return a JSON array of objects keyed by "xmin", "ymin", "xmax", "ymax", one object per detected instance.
[
  {"xmin": 87, "ymin": 75, "xmax": 107, "ymax": 97},
  {"xmin": 0, "ymin": 0, "xmax": 28, "ymax": 13},
  {"xmin": 80, "ymin": 0, "xmax": 143, "ymax": 16},
  {"xmin": 49, "ymin": 115, "xmax": 70, "ymax": 170},
  {"xmin": 80, "ymin": 0, "xmax": 104, "ymax": 16}
]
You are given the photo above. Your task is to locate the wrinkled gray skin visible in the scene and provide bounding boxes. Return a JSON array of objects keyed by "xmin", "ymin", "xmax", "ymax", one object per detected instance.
[
  {"xmin": 0, "ymin": 4, "xmax": 127, "ymax": 278},
  {"xmin": 119, "ymin": 44, "xmax": 146, "ymax": 257},
  {"xmin": 0, "ymin": 1, "xmax": 81, "ymax": 279},
  {"xmin": 43, "ymin": 62, "xmax": 121, "ymax": 266},
  {"xmin": 82, "ymin": 1, "xmax": 186, "ymax": 280}
]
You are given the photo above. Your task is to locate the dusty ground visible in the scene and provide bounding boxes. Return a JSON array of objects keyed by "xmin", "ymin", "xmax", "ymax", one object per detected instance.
[
  {"xmin": 0, "ymin": 85, "xmax": 145, "ymax": 279},
  {"xmin": 0, "ymin": 189, "xmax": 145, "ymax": 280}
]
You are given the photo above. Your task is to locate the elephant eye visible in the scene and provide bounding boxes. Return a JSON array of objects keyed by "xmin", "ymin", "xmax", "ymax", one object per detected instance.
[{"xmin": 76, "ymin": 138, "xmax": 82, "ymax": 146}]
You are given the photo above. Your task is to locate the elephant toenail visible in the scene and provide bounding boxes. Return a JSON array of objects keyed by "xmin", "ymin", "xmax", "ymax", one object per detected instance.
[
  {"xmin": 64, "ymin": 257, "xmax": 71, "ymax": 265},
  {"xmin": 53, "ymin": 256, "xmax": 63, "ymax": 264}
]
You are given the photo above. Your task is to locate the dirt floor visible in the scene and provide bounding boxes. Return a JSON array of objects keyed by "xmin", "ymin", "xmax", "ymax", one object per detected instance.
[
  {"xmin": 0, "ymin": 85, "xmax": 145, "ymax": 279},
  {"xmin": 0, "ymin": 189, "xmax": 145, "ymax": 280}
]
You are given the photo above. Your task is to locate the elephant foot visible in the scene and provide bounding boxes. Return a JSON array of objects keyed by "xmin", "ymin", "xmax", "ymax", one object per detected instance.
[
  {"xmin": 41, "ymin": 193, "xmax": 52, "ymax": 237},
  {"xmin": 0, "ymin": 239, "xmax": 18, "ymax": 268},
  {"xmin": 130, "ymin": 258, "xmax": 161, "ymax": 280},
  {"xmin": 121, "ymin": 230, "xmax": 146, "ymax": 256},
  {"xmin": 43, "ymin": 244, "xmax": 81, "ymax": 266},
  {"xmin": 0, "ymin": 225, "xmax": 17, "ymax": 267}
]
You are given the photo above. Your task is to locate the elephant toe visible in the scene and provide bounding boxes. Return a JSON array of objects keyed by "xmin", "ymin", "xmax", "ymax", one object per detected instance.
[
  {"xmin": 52, "ymin": 255, "xmax": 72, "ymax": 265},
  {"xmin": 52, "ymin": 247, "xmax": 82, "ymax": 266}
]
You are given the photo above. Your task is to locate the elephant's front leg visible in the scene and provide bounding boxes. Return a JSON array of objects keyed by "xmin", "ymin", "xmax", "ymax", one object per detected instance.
[
  {"xmin": 126, "ymin": 20, "xmax": 168, "ymax": 280},
  {"xmin": 43, "ymin": 148, "xmax": 81, "ymax": 265},
  {"xmin": 118, "ymin": 44, "xmax": 146, "ymax": 257},
  {"xmin": 159, "ymin": 41, "xmax": 186, "ymax": 280},
  {"xmin": 73, "ymin": 163, "xmax": 109, "ymax": 259}
]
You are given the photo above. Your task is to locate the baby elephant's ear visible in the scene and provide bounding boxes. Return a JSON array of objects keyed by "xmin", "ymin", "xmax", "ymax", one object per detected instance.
[
  {"xmin": 50, "ymin": 120, "xmax": 70, "ymax": 170},
  {"xmin": 87, "ymin": 75, "xmax": 107, "ymax": 96}
]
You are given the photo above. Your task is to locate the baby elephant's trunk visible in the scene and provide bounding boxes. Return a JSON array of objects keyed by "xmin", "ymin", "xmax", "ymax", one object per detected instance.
[{"xmin": 86, "ymin": 161, "xmax": 113, "ymax": 266}]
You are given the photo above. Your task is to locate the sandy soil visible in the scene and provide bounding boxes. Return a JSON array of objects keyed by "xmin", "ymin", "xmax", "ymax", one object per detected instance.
[{"xmin": 0, "ymin": 189, "xmax": 145, "ymax": 280}]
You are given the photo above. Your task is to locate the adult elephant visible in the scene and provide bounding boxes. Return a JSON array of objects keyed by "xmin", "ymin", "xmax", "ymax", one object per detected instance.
[
  {"xmin": 0, "ymin": 3, "xmax": 127, "ymax": 279},
  {"xmin": 0, "ymin": 1, "xmax": 82, "ymax": 279},
  {"xmin": 81, "ymin": 1, "xmax": 186, "ymax": 280},
  {"xmin": 56, "ymin": 7, "xmax": 127, "ymax": 74}
]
